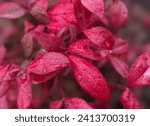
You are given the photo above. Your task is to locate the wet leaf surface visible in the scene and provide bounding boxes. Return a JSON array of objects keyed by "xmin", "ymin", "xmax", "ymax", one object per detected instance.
[{"xmin": 69, "ymin": 55, "xmax": 110, "ymax": 103}]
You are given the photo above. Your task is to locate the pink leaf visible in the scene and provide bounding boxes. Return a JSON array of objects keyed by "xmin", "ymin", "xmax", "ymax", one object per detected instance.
[
  {"xmin": 34, "ymin": 31, "xmax": 66, "ymax": 51},
  {"xmin": 109, "ymin": 55, "xmax": 129, "ymax": 78},
  {"xmin": 120, "ymin": 88, "xmax": 139, "ymax": 109},
  {"xmin": 128, "ymin": 52, "xmax": 150, "ymax": 87},
  {"xmin": 69, "ymin": 55, "xmax": 110, "ymax": 103},
  {"xmin": 80, "ymin": 0, "xmax": 104, "ymax": 18},
  {"xmin": 107, "ymin": 1, "xmax": 128, "ymax": 29},
  {"xmin": 17, "ymin": 73, "xmax": 32, "ymax": 109},
  {"xmin": 48, "ymin": 1, "xmax": 77, "ymax": 32},
  {"xmin": 0, "ymin": 2, "xmax": 26, "ymax": 19},
  {"xmin": 67, "ymin": 39, "xmax": 109, "ymax": 61},
  {"xmin": 27, "ymin": 52, "xmax": 70, "ymax": 75},
  {"xmin": 84, "ymin": 27, "xmax": 114, "ymax": 50},
  {"xmin": 21, "ymin": 32, "xmax": 33, "ymax": 57},
  {"xmin": 64, "ymin": 97, "xmax": 92, "ymax": 109}
]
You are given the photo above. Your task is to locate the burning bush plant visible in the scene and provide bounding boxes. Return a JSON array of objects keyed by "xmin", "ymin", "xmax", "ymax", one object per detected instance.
[{"xmin": 0, "ymin": 0, "xmax": 150, "ymax": 109}]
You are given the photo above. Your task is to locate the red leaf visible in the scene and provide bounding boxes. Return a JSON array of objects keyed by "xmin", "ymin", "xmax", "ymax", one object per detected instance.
[
  {"xmin": 0, "ymin": 65, "xmax": 10, "ymax": 82},
  {"xmin": 48, "ymin": 1, "xmax": 77, "ymax": 32},
  {"xmin": 0, "ymin": 95, "xmax": 8, "ymax": 109},
  {"xmin": 27, "ymin": 52, "xmax": 70, "ymax": 75},
  {"xmin": 0, "ymin": 2, "xmax": 26, "ymax": 19},
  {"xmin": 112, "ymin": 36, "xmax": 128, "ymax": 55},
  {"xmin": 68, "ymin": 24, "xmax": 77, "ymax": 43},
  {"xmin": 0, "ymin": 64, "xmax": 20, "ymax": 83},
  {"xmin": 0, "ymin": 82, "xmax": 9, "ymax": 98},
  {"xmin": 49, "ymin": 1, "xmax": 73, "ymax": 15},
  {"xmin": 128, "ymin": 52, "xmax": 150, "ymax": 87},
  {"xmin": 73, "ymin": 0, "xmax": 98, "ymax": 32},
  {"xmin": 120, "ymin": 88, "xmax": 139, "ymax": 109},
  {"xmin": 34, "ymin": 31, "xmax": 66, "ymax": 51},
  {"xmin": 0, "ymin": 43, "xmax": 6, "ymax": 65},
  {"xmin": 30, "ymin": 0, "xmax": 50, "ymax": 23},
  {"xmin": 17, "ymin": 73, "xmax": 32, "ymax": 109},
  {"xmin": 24, "ymin": 20, "xmax": 35, "ymax": 33},
  {"xmin": 84, "ymin": 27, "xmax": 114, "ymax": 50},
  {"xmin": 13, "ymin": 0, "xmax": 36, "ymax": 9},
  {"xmin": 64, "ymin": 97, "xmax": 92, "ymax": 109},
  {"xmin": 107, "ymin": 1, "xmax": 128, "ymax": 29},
  {"xmin": 30, "ymin": 71, "xmax": 60, "ymax": 84},
  {"xmin": 0, "ymin": 64, "xmax": 20, "ymax": 97},
  {"xmin": 33, "ymin": 0, "xmax": 48, "ymax": 10},
  {"xmin": 80, "ymin": 0, "xmax": 104, "ymax": 18},
  {"xmin": 34, "ymin": 25, "xmax": 45, "ymax": 32},
  {"xmin": 143, "ymin": 15, "xmax": 150, "ymax": 27},
  {"xmin": 67, "ymin": 39, "xmax": 109, "ymax": 61},
  {"xmin": 21, "ymin": 32, "xmax": 33, "ymax": 57},
  {"xmin": 69, "ymin": 55, "xmax": 110, "ymax": 103},
  {"xmin": 72, "ymin": 0, "xmax": 86, "ymax": 31},
  {"xmin": 49, "ymin": 99, "xmax": 63, "ymax": 109},
  {"xmin": 109, "ymin": 55, "xmax": 129, "ymax": 78},
  {"xmin": 6, "ymin": 87, "xmax": 18, "ymax": 103}
]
